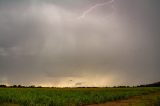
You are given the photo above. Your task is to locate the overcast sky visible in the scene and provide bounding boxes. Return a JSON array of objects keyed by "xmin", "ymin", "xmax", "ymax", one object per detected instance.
[{"xmin": 0, "ymin": 0, "xmax": 160, "ymax": 87}]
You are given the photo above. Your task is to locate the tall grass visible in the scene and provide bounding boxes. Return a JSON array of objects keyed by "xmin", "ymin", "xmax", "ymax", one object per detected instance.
[
  {"xmin": 154, "ymin": 96, "xmax": 160, "ymax": 106},
  {"xmin": 0, "ymin": 87, "xmax": 160, "ymax": 106}
]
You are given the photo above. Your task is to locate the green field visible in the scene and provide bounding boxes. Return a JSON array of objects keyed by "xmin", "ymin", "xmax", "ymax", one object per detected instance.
[{"xmin": 0, "ymin": 87, "xmax": 160, "ymax": 106}]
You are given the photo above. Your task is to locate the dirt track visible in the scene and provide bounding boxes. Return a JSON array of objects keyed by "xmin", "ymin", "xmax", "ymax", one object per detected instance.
[{"xmin": 87, "ymin": 92, "xmax": 160, "ymax": 106}]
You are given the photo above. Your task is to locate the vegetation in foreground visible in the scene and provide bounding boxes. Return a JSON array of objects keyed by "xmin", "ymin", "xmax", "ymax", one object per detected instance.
[
  {"xmin": 0, "ymin": 87, "xmax": 160, "ymax": 106},
  {"xmin": 137, "ymin": 94, "xmax": 160, "ymax": 106},
  {"xmin": 125, "ymin": 92, "xmax": 160, "ymax": 106}
]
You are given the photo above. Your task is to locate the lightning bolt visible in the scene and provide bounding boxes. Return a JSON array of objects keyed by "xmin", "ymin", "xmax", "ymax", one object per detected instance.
[{"xmin": 78, "ymin": 0, "xmax": 116, "ymax": 19}]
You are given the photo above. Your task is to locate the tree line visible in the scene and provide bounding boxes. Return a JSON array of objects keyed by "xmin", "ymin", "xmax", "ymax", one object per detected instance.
[
  {"xmin": 0, "ymin": 81, "xmax": 160, "ymax": 88},
  {"xmin": 0, "ymin": 85, "xmax": 41, "ymax": 88}
]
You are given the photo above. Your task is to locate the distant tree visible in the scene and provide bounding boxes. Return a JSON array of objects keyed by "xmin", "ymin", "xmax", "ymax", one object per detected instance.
[
  {"xmin": 12, "ymin": 85, "xmax": 17, "ymax": 88},
  {"xmin": 0, "ymin": 85, "xmax": 7, "ymax": 88},
  {"xmin": 17, "ymin": 85, "xmax": 25, "ymax": 88},
  {"xmin": 138, "ymin": 81, "xmax": 160, "ymax": 87},
  {"xmin": 37, "ymin": 86, "xmax": 42, "ymax": 88},
  {"xmin": 18, "ymin": 85, "xmax": 21, "ymax": 88},
  {"xmin": 29, "ymin": 85, "xmax": 35, "ymax": 88}
]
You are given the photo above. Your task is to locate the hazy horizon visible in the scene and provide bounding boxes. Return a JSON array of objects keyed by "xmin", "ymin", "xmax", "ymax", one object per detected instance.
[{"xmin": 0, "ymin": 0, "xmax": 160, "ymax": 87}]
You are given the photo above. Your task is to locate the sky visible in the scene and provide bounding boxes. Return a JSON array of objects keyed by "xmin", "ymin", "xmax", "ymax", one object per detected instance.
[{"xmin": 0, "ymin": 0, "xmax": 160, "ymax": 87}]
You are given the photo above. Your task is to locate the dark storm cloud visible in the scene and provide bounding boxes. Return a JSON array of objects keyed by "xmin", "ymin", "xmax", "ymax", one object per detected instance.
[{"xmin": 0, "ymin": 0, "xmax": 159, "ymax": 87}]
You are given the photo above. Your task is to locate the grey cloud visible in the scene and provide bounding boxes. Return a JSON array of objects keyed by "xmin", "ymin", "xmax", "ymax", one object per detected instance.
[
  {"xmin": 75, "ymin": 82, "xmax": 84, "ymax": 86},
  {"xmin": 0, "ymin": 0, "xmax": 159, "ymax": 86}
]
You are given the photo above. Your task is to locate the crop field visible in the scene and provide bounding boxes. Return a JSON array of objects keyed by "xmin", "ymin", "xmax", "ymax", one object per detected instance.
[{"xmin": 0, "ymin": 87, "xmax": 160, "ymax": 106}]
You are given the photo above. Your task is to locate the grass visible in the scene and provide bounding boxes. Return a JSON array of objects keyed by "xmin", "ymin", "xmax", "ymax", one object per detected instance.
[
  {"xmin": 0, "ymin": 87, "xmax": 160, "ymax": 106},
  {"xmin": 127, "ymin": 92, "xmax": 160, "ymax": 106},
  {"xmin": 154, "ymin": 96, "xmax": 160, "ymax": 106}
]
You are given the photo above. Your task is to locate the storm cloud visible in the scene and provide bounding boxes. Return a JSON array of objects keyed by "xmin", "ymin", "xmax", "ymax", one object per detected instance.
[{"xmin": 0, "ymin": 0, "xmax": 160, "ymax": 87}]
